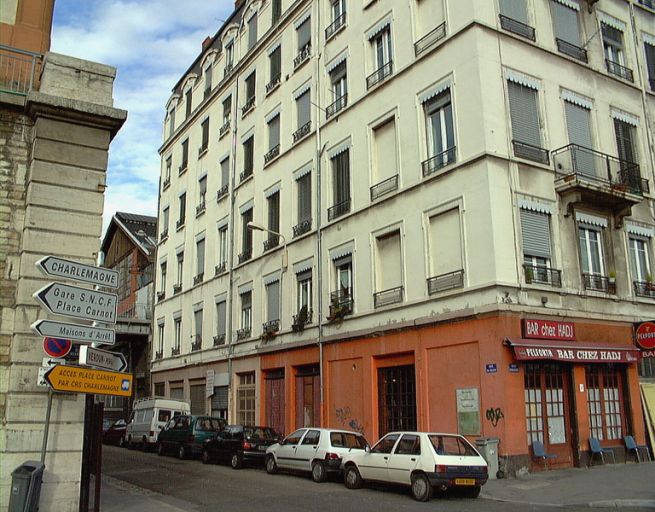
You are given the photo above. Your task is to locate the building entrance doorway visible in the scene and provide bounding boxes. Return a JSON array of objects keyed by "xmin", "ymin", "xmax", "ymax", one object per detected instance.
[{"xmin": 378, "ymin": 364, "xmax": 416, "ymax": 436}]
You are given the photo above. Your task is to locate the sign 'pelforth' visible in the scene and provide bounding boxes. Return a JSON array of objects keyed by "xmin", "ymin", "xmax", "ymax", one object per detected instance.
[
  {"xmin": 634, "ymin": 320, "xmax": 655, "ymax": 351},
  {"xmin": 36, "ymin": 255, "xmax": 119, "ymax": 288},
  {"xmin": 33, "ymin": 282, "xmax": 118, "ymax": 324},
  {"xmin": 31, "ymin": 319, "xmax": 116, "ymax": 345}
]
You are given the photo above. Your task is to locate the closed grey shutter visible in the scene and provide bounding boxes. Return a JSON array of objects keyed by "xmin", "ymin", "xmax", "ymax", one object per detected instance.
[
  {"xmin": 196, "ymin": 239, "xmax": 205, "ymax": 274},
  {"xmin": 331, "ymin": 62, "xmax": 347, "ymax": 83},
  {"xmin": 216, "ymin": 301, "xmax": 226, "ymax": 335},
  {"xmin": 564, "ymin": 101, "xmax": 595, "ymax": 176},
  {"xmin": 500, "ymin": 0, "xmax": 528, "ymax": 24},
  {"xmin": 646, "ymin": 43, "xmax": 655, "ymax": 82},
  {"xmin": 244, "ymin": 137, "xmax": 254, "ymax": 170},
  {"xmin": 508, "ymin": 81, "xmax": 541, "ymax": 147},
  {"xmin": 551, "ymin": 1, "xmax": 581, "ymax": 46},
  {"xmin": 248, "ymin": 14, "xmax": 257, "ymax": 49},
  {"xmin": 614, "ymin": 119, "xmax": 636, "ymax": 164},
  {"xmin": 268, "ymin": 192, "xmax": 280, "ymax": 232},
  {"xmin": 297, "ymin": 269, "xmax": 312, "ymax": 282},
  {"xmin": 520, "ymin": 209, "xmax": 551, "ymax": 259},
  {"xmin": 297, "ymin": 91, "xmax": 311, "ymax": 127},
  {"xmin": 269, "ymin": 115, "xmax": 280, "ymax": 149},
  {"xmin": 298, "ymin": 173, "xmax": 311, "ymax": 221},
  {"xmin": 223, "ymin": 96, "xmax": 231, "ymax": 117},
  {"xmin": 267, "ymin": 281, "xmax": 280, "ymax": 321},
  {"xmin": 190, "ymin": 384, "xmax": 205, "ymax": 415},
  {"xmin": 333, "ymin": 150, "xmax": 350, "ymax": 204},
  {"xmin": 271, "ymin": 47, "xmax": 281, "ymax": 77},
  {"xmin": 298, "ymin": 19, "xmax": 311, "ymax": 49},
  {"xmin": 211, "ymin": 386, "xmax": 229, "ymax": 411},
  {"xmin": 246, "ymin": 72, "xmax": 256, "ymax": 98},
  {"xmin": 221, "ymin": 158, "xmax": 229, "ymax": 187},
  {"xmin": 194, "ymin": 309, "xmax": 203, "ymax": 336}
]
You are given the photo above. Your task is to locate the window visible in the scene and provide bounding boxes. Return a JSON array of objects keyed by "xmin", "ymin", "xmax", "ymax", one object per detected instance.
[
  {"xmin": 395, "ymin": 434, "xmax": 420, "ymax": 455},
  {"xmin": 168, "ymin": 108, "xmax": 175, "ymax": 136},
  {"xmin": 193, "ymin": 308, "xmax": 203, "ymax": 349},
  {"xmin": 176, "ymin": 252, "xmax": 184, "ymax": 286},
  {"xmin": 157, "ymin": 322, "xmax": 164, "ymax": 356},
  {"xmin": 200, "ymin": 118, "xmax": 209, "ymax": 153},
  {"xmin": 614, "ymin": 119, "xmax": 637, "ymax": 165},
  {"xmin": 178, "ymin": 192, "xmax": 186, "ymax": 227},
  {"xmin": 327, "ymin": 61, "xmax": 347, "ymax": 117},
  {"xmin": 174, "ymin": 317, "xmax": 181, "ymax": 353},
  {"xmin": 302, "ymin": 430, "xmax": 320, "ymax": 445},
  {"xmin": 372, "ymin": 434, "xmax": 399, "ymax": 454},
  {"xmin": 242, "ymin": 136, "xmax": 254, "ymax": 179},
  {"xmin": 220, "ymin": 157, "xmax": 230, "ymax": 193},
  {"xmin": 248, "ymin": 12, "xmax": 258, "ymax": 50},
  {"xmin": 244, "ymin": 71, "xmax": 256, "ymax": 113},
  {"xmin": 564, "ymin": 99, "xmax": 595, "ymax": 176},
  {"xmin": 326, "ymin": 0, "xmax": 346, "ymax": 39},
  {"xmin": 266, "ymin": 280, "xmax": 280, "ymax": 322},
  {"xmin": 295, "ymin": 172, "xmax": 311, "ymax": 235},
  {"xmin": 218, "ymin": 226, "xmax": 228, "ymax": 270},
  {"xmin": 422, "ymin": 89, "xmax": 455, "ymax": 175},
  {"xmin": 162, "ymin": 207, "xmax": 169, "ymax": 237},
  {"xmin": 267, "ymin": 191, "xmax": 280, "ymax": 246},
  {"xmin": 164, "ymin": 156, "xmax": 172, "ymax": 184},
  {"xmin": 378, "ymin": 365, "xmax": 416, "ymax": 435},
  {"xmin": 185, "ymin": 89, "xmax": 192, "ymax": 117},
  {"xmin": 222, "ymin": 95, "xmax": 232, "ymax": 125},
  {"xmin": 196, "ymin": 237, "xmax": 205, "ymax": 279},
  {"xmin": 268, "ymin": 46, "xmax": 281, "ymax": 91},
  {"xmin": 203, "ymin": 65, "xmax": 212, "ymax": 98},
  {"xmin": 241, "ymin": 207, "xmax": 253, "ymax": 258},
  {"xmin": 267, "ymin": 114, "xmax": 280, "ymax": 156},
  {"xmin": 602, "ymin": 23, "xmax": 631, "ymax": 81},
  {"xmin": 414, "ymin": 0, "xmax": 445, "ymax": 42},
  {"xmin": 297, "ymin": 270, "xmax": 312, "ymax": 313},
  {"xmin": 295, "ymin": 90, "xmax": 311, "ymax": 137},
  {"xmin": 297, "ymin": 16, "xmax": 311, "ymax": 54},
  {"xmin": 215, "ymin": 300, "xmax": 226, "ymax": 344},
  {"xmin": 579, "ymin": 224, "xmax": 606, "ymax": 289},
  {"xmin": 181, "ymin": 139, "xmax": 189, "ymax": 171},
  {"xmin": 284, "ymin": 429, "xmax": 306, "ymax": 445},
  {"xmin": 521, "ymin": 209, "xmax": 558, "ymax": 286},
  {"xmin": 551, "ymin": 0, "xmax": 585, "ymax": 61},
  {"xmin": 367, "ymin": 26, "xmax": 392, "ymax": 88},
  {"xmin": 507, "ymin": 80, "xmax": 546, "ymax": 163},
  {"xmin": 329, "ymin": 149, "xmax": 350, "ymax": 220},
  {"xmin": 272, "ymin": 0, "xmax": 281, "ymax": 23},
  {"xmin": 629, "ymin": 236, "xmax": 651, "ymax": 282},
  {"xmin": 241, "ymin": 291, "xmax": 252, "ymax": 331},
  {"xmin": 427, "ymin": 208, "xmax": 463, "ymax": 293},
  {"xmin": 499, "ymin": 0, "xmax": 534, "ymax": 40},
  {"xmin": 375, "ymin": 230, "xmax": 403, "ymax": 307},
  {"xmin": 160, "ymin": 262, "xmax": 167, "ymax": 293},
  {"xmin": 237, "ymin": 372, "xmax": 255, "ymax": 425},
  {"xmin": 646, "ymin": 41, "xmax": 655, "ymax": 91},
  {"xmin": 371, "ymin": 118, "xmax": 398, "ymax": 198},
  {"xmin": 225, "ymin": 41, "xmax": 234, "ymax": 72},
  {"xmin": 586, "ymin": 365, "xmax": 625, "ymax": 441},
  {"xmin": 331, "ymin": 255, "xmax": 353, "ymax": 315},
  {"xmin": 198, "ymin": 176, "xmax": 207, "ymax": 209}
]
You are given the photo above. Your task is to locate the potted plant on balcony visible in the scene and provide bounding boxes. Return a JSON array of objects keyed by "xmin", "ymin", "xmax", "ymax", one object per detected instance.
[
  {"xmin": 646, "ymin": 274, "xmax": 654, "ymax": 292},
  {"xmin": 608, "ymin": 269, "xmax": 617, "ymax": 284},
  {"xmin": 292, "ymin": 305, "xmax": 309, "ymax": 332}
]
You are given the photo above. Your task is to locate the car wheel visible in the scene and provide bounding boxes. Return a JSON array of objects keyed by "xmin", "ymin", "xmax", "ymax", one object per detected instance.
[
  {"xmin": 411, "ymin": 473, "xmax": 431, "ymax": 502},
  {"xmin": 265, "ymin": 455, "xmax": 278, "ymax": 475},
  {"xmin": 178, "ymin": 444, "xmax": 186, "ymax": 460},
  {"xmin": 311, "ymin": 461, "xmax": 327, "ymax": 483},
  {"xmin": 201, "ymin": 449, "xmax": 212, "ymax": 464},
  {"xmin": 230, "ymin": 452, "xmax": 243, "ymax": 469},
  {"xmin": 157, "ymin": 443, "xmax": 165, "ymax": 456},
  {"xmin": 461, "ymin": 486, "xmax": 481, "ymax": 499},
  {"xmin": 344, "ymin": 465, "xmax": 363, "ymax": 490}
]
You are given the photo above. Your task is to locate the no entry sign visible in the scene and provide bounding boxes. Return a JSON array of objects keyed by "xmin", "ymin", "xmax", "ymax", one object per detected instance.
[{"xmin": 43, "ymin": 337, "xmax": 72, "ymax": 358}]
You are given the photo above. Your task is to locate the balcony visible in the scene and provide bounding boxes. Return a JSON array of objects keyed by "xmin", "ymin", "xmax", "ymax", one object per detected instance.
[
  {"xmin": 499, "ymin": 15, "xmax": 535, "ymax": 41},
  {"xmin": 605, "ymin": 59, "xmax": 633, "ymax": 82},
  {"xmin": 198, "ymin": 144, "xmax": 208, "ymax": 157},
  {"xmin": 638, "ymin": 0, "xmax": 654, "ymax": 7},
  {"xmin": 224, "ymin": 62, "xmax": 233, "ymax": 77},
  {"xmin": 326, "ymin": 94, "xmax": 347, "ymax": 119},
  {"xmin": 414, "ymin": 22, "xmax": 447, "ymax": 56},
  {"xmin": 191, "ymin": 335, "xmax": 202, "ymax": 351},
  {"xmin": 263, "ymin": 234, "xmax": 279, "ymax": 251},
  {"xmin": 328, "ymin": 198, "xmax": 351, "ymax": 221},
  {"xmin": 157, "ymin": 291, "xmax": 166, "ymax": 302},
  {"xmin": 325, "ymin": 13, "xmax": 346, "ymax": 41},
  {"xmin": 293, "ymin": 121, "xmax": 312, "ymax": 143},
  {"xmin": 117, "ymin": 302, "xmax": 152, "ymax": 321},
  {"xmin": 155, "ymin": 350, "xmax": 163, "ymax": 360},
  {"xmin": 512, "ymin": 140, "xmax": 550, "ymax": 165},
  {"xmin": 366, "ymin": 60, "xmax": 393, "ymax": 89},
  {"xmin": 238, "ymin": 249, "xmax": 252, "ymax": 264},
  {"xmin": 173, "ymin": 284, "xmax": 182, "ymax": 295},
  {"xmin": 162, "ymin": 177, "xmax": 170, "ymax": 190},
  {"xmin": 294, "ymin": 43, "xmax": 311, "ymax": 69},
  {"xmin": 422, "ymin": 146, "xmax": 456, "ymax": 177},
  {"xmin": 215, "ymin": 262, "xmax": 226, "ymax": 276},
  {"xmin": 523, "ymin": 264, "xmax": 562, "ymax": 287},
  {"xmin": 175, "ymin": 218, "xmax": 185, "ymax": 230},
  {"xmin": 374, "ymin": 286, "xmax": 403, "ymax": 308},
  {"xmin": 328, "ymin": 288, "xmax": 353, "ymax": 320},
  {"xmin": 195, "ymin": 201, "xmax": 206, "ymax": 216},
  {"xmin": 236, "ymin": 327, "xmax": 251, "ymax": 341},
  {"xmin": 171, "ymin": 347, "xmax": 180, "ymax": 356},
  {"xmin": 266, "ymin": 74, "xmax": 281, "ymax": 95},
  {"xmin": 293, "ymin": 218, "xmax": 312, "ymax": 238},
  {"xmin": 292, "ymin": 307, "xmax": 312, "ymax": 332},
  {"xmin": 213, "ymin": 334, "xmax": 226, "ymax": 346},
  {"xmin": 427, "ymin": 269, "xmax": 464, "ymax": 295},
  {"xmin": 264, "ymin": 145, "xmax": 280, "ymax": 164},
  {"xmin": 0, "ymin": 44, "xmax": 42, "ymax": 95},
  {"xmin": 216, "ymin": 184, "xmax": 228, "ymax": 202},
  {"xmin": 193, "ymin": 273, "xmax": 204, "ymax": 285},
  {"xmin": 241, "ymin": 96, "xmax": 255, "ymax": 116},
  {"xmin": 160, "ymin": 229, "xmax": 168, "ymax": 242},
  {"xmin": 556, "ymin": 38, "xmax": 588, "ymax": 62},
  {"xmin": 240, "ymin": 168, "xmax": 253, "ymax": 183},
  {"xmin": 370, "ymin": 174, "xmax": 399, "ymax": 201},
  {"xmin": 634, "ymin": 280, "xmax": 655, "ymax": 298},
  {"xmin": 582, "ymin": 273, "xmax": 616, "ymax": 294},
  {"xmin": 262, "ymin": 319, "xmax": 280, "ymax": 338},
  {"xmin": 219, "ymin": 119, "xmax": 230, "ymax": 138},
  {"xmin": 552, "ymin": 144, "xmax": 648, "ymax": 218},
  {"xmin": 178, "ymin": 164, "xmax": 188, "ymax": 176}
]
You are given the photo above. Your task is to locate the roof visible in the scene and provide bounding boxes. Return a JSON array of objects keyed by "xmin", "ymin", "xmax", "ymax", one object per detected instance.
[{"xmin": 100, "ymin": 211, "xmax": 158, "ymax": 258}]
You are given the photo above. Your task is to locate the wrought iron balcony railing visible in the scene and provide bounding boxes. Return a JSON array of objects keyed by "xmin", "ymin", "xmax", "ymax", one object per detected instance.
[
  {"xmin": 155, "ymin": 350, "xmax": 163, "ymax": 360},
  {"xmin": 326, "ymin": 94, "xmax": 348, "ymax": 119},
  {"xmin": 414, "ymin": 22, "xmax": 447, "ymax": 56},
  {"xmin": 173, "ymin": 284, "xmax": 182, "ymax": 295},
  {"xmin": 374, "ymin": 286, "xmax": 403, "ymax": 308},
  {"xmin": 325, "ymin": 13, "xmax": 346, "ymax": 40},
  {"xmin": 523, "ymin": 264, "xmax": 562, "ymax": 287},
  {"xmin": 224, "ymin": 62, "xmax": 233, "ymax": 77},
  {"xmin": 219, "ymin": 119, "xmax": 230, "ymax": 138},
  {"xmin": 366, "ymin": 60, "xmax": 393, "ymax": 89},
  {"xmin": 328, "ymin": 198, "xmax": 351, "ymax": 221},
  {"xmin": 427, "ymin": 269, "xmax": 464, "ymax": 295},
  {"xmin": 198, "ymin": 144, "xmax": 208, "ymax": 156},
  {"xmin": 160, "ymin": 229, "xmax": 168, "ymax": 242},
  {"xmin": 262, "ymin": 319, "xmax": 280, "ymax": 336},
  {"xmin": 193, "ymin": 273, "xmax": 204, "ymax": 285},
  {"xmin": 213, "ymin": 334, "xmax": 226, "ymax": 346},
  {"xmin": 157, "ymin": 291, "xmax": 166, "ymax": 302},
  {"xmin": 240, "ymin": 168, "xmax": 253, "ymax": 182},
  {"xmin": 238, "ymin": 249, "xmax": 252, "ymax": 264},
  {"xmin": 370, "ymin": 174, "xmax": 399, "ymax": 201},
  {"xmin": 422, "ymin": 146, "xmax": 456, "ymax": 177},
  {"xmin": 263, "ymin": 234, "xmax": 279, "ymax": 251},
  {"xmin": 582, "ymin": 273, "xmax": 616, "ymax": 294},
  {"xmin": 328, "ymin": 288, "xmax": 353, "ymax": 319},
  {"xmin": 236, "ymin": 327, "xmax": 251, "ymax": 341},
  {"xmin": 499, "ymin": 15, "xmax": 535, "ymax": 41},
  {"xmin": 176, "ymin": 218, "xmax": 185, "ymax": 230},
  {"xmin": 556, "ymin": 38, "xmax": 588, "ymax": 62},
  {"xmin": 512, "ymin": 140, "xmax": 550, "ymax": 165},
  {"xmin": 241, "ymin": 96, "xmax": 255, "ymax": 116},
  {"xmin": 605, "ymin": 59, "xmax": 634, "ymax": 82},
  {"xmin": 294, "ymin": 43, "xmax": 311, "ymax": 68},
  {"xmin": 178, "ymin": 164, "xmax": 188, "ymax": 175},
  {"xmin": 215, "ymin": 262, "xmax": 226, "ymax": 276},
  {"xmin": 264, "ymin": 144, "xmax": 280, "ymax": 164},
  {"xmin": 266, "ymin": 74, "xmax": 281, "ymax": 95},
  {"xmin": 216, "ymin": 184, "xmax": 228, "ymax": 201},
  {"xmin": 117, "ymin": 302, "xmax": 153, "ymax": 321},
  {"xmin": 292, "ymin": 308, "xmax": 312, "ymax": 332},
  {"xmin": 0, "ymin": 44, "xmax": 42, "ymax": 95},
  {"xmin": 171, "ymin": 346, "xmax": 180, "ymax": 356},
  {"xmin": 638, "ymin": 0, "xmax": 654, "ymax": 8},
  {"xmin": 293, "ymin": 121, "xmax": 312, "ymax": 143},
  {"xmin": 195, "ymin": 201, "xmax": 206, "ymax": 216},
  {"xmin": 634, "ymin": 280, "xmax": 655, "ymax": 298},
  {"xmin": 191, "ymin": 335, "xmax": 202, "ymax": 351},
  {"xmin": 293, "ymin": 218, "xmax": 312, "ymax": 238},
  {"xmin": 162, "ymin": 177, "xmax": 171, "ymax": 190}
]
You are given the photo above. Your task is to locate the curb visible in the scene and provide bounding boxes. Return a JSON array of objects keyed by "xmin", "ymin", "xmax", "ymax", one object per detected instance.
[{"xmin": 481, "ymin": 494, "xmax": 655, "ymax": 509}]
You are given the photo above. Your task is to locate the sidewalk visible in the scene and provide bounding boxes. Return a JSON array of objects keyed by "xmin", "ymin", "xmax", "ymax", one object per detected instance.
[
  {"xmin": 481, "ymin": 461, "xmax": 655, "ymax": 508},
  {"xmin": 99, "ymin": 475, "xmax": 197, "ymax": 512}
]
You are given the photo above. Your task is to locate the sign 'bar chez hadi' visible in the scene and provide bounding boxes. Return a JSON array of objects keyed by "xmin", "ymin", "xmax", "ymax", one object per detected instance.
[{"xmin": 503, "ymin": 318, "xmax": 641, "ymax": 364}]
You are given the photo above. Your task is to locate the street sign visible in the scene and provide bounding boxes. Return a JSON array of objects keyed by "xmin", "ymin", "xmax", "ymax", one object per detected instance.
[
  {"xmin": 33, "ymin": 282, "xmax": 117, "ymax": 324},
  {"xmin": 44, "ymin": 365, "xmax": 133, "ymax": 397},
  {"xmin": 79, "ymin": 345, "xmax": 127, "ymax": 372},
  {"xmin": 65, "ymin": 344, "xmax": 80, "ymax": 362},
  {"xmin": 31, "ymin": 319, "xmax": 116, "ymax": 345},
  {"xmin": 36, "ymin": 255, "xmax": 119, "ymax": 288},
  {"xmin": 43, "ymin": 337, "xmax": 72, "ymax": 358},
  {"xmin": 38, "ymin": 358, "xmax": 66, "ymax": 387}
]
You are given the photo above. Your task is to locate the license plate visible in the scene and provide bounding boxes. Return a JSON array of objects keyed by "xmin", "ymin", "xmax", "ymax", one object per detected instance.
[
  {"xmin": 258, "ymin": 446, "xmax": 267, "ymax": 451},
  {"xmin": 455, "ymin": 478, "xmax": 476, "ymax": 486}
]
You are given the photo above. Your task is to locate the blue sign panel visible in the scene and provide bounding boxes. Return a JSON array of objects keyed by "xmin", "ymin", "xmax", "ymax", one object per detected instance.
[{"xmin": 485, "ymin": 363, "xmax": 498, "ymax": 374}]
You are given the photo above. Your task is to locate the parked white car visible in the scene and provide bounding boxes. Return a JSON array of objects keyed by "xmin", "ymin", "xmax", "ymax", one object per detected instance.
[
  {"xmin": 341, "ymin": 432, "xmax": 488, "ymax": 501},
  {"xmin": 125, "ymin": 397, "xmax": 190, "ymax": 449},
  {"xmin": 265, "ymin": 427, "xmax": 369, "ymax": 482}
]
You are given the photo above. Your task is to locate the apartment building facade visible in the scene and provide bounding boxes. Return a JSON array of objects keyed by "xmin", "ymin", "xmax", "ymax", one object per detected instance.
[{"xmin": 153, "ymin": 0, "xmax": 655, "ymax": 472}]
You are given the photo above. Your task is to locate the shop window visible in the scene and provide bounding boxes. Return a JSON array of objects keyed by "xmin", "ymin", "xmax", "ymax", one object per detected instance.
[
  {"xmin": 211, "ymin": 385, "xmax": 229, "ymax": 419},
  {"xmin": 190, "ymin": 383, "xmax": 205, "ymax": 415},
  {"xmin": 237, "ymin": 372, "xmax": 256, "ymax": 425},
  {"xmin": 154, "ymin": 382, "xmax": 165, "ymax": 397},
  {"xmin": 586, "ymin": 365, "xmax": 626, "ymax": 441}
]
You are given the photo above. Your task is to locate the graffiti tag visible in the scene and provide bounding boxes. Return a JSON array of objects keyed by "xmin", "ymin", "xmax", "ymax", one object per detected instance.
[{"xmin": 485, "ymin": 407, "xmax": 504, "ymax": 427}]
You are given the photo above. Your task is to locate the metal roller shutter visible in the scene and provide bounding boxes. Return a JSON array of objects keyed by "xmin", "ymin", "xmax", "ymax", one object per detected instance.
[
  {"xmin": 190, "ymin": 384, "xmax": 205, "ymax": 415},
  {"xmin": 551, "ymin": 1, "xmax": 581, "ymax": 46},
  {"xmin": 500, "ymin": 0, "xmax": 528, "ymax": 23},
  {"xmin": 508, "ymin": 81, "xmax": 541, "ymax": 147},
  {"xmin": 564, "ymin": 101, "xmax": 595, "ymax": 176},
  {"xmin": 520, "ymin": 209, "xmax": 552, "ymax": 259}
]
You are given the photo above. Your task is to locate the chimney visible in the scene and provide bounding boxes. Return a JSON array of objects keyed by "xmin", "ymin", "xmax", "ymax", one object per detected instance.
[
  {"xmin": 235, "ymin": 0, "xmax": 246, "ymax": 9},
  {"xmin": 202, "ymin": 36, "xmax": 212, "ymax": 51}
]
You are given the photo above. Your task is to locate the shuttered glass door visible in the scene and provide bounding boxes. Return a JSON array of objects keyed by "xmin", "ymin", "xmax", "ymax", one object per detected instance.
[{"xmin": 564, "ymin": 101, "xmax": 595, "ymax": 176}]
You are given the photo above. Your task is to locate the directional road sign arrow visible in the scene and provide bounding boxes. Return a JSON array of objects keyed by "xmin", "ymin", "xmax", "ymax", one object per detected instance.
[
  {"xmin": 36, "ymin": 255, "xmax": 119, "ymax": 288},
  {"xmin": 31, "ymin": 319, "xmax": 115, "ymax": 345},
  {"xmin": 33, "ymin": 282, "xmax": 118, "ymax": 324},
  {"xmin": 79, "ymin": 345, "xmax": 127, "ymax": 372},
  {"xmin": 44, "ymin": 365, "xmax": 133, "ymax": 397}
]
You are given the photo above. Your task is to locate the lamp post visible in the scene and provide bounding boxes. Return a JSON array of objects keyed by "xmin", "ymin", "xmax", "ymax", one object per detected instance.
[{"xmin": 246, "ymin": 221, "xmax": 288, "ymax": 269}]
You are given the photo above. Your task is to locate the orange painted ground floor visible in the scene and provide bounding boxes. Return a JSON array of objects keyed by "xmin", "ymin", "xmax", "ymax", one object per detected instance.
[{"xmin": 151, "ymin": 311, "xmax": 647, "ymax": 474}]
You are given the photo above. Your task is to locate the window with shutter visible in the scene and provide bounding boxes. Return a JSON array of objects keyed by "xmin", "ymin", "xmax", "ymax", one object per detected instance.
[
  {"xmin": 268, "ymin": 191, "xmax": 280, "ymax": 233},
  {"xmin": 297, "ymin": 91, "xmax": 311, "ymax": 128},
  {"xmin": 500, "ymin": 0, "xmax": 528, "ymax": 23},
  {"xmin": 248, "ymin": 13, "xmax": 258, "ymax": 50},
  {"xmin": 242, "ymin": 208, "xmax": 253, "ymax": 253},
  {"xmin": 297, "ymin": 18, "xmax": 311, "ymax": 50},
  {"xmin": 241, "ymin": 292, "xmax": 252, "ymax": 330},
  {"xmin": 376, "ymin": 231, "xmax": 402, "ymax": 293},
  {"xmin": 216, "ymin": 301, "xmax": 226, "ymax": 337},
  {"xmin": 297, "ymin": 173, "xmax": 311, "ymax": 223},
  {"xmin": 194, "ymin": 309, "xmax": 203, "ymax": 338},
  {"xmin": 199, "ymin": 176, "xmax": 207, "ymax": 204},
  {"xmin": 196, "ymin": 238, "xmax": 205, "ymax": 276},
  {"xmin": 222, "ymin": 95, "xmax": 232, "ymax": 122},
  {"xmin": 629, "ymin": 237, "xmax": 651, "ymax": 282},
  {"xmin": 579, "ymin": 225, "xmax": 605, "ymax": 275},
  {"xmin": 429, "ymin": 208, "xmax": 462, "ymax": 276},
  {"xmin": 211, "ymin": 386, "xmax": 229, "ymax": 419},
  {"xmin": 220, "ymin": 157, "xmax": 229, "ymax": 188},
  {"xmin": 646, "ymin": 43, "xmax": 655, "ymax": 89},
  {"xmin": 179, "ymin": 193, "xmax": 186, "ymax": 223},
  {"xmin": 266, "ymin": 280, "xmax": 280, "ymax": 322},
  {"xmin": 520, "ymin": 209, "xmax": 552, "ymax": 262},
  {"xmin": 564, "ymin": 101, "xmax": 595, "ymax": 176},
  {"xmin": 614, "ymin": 119, "xmax": 637, "ymax": 165},
  {"xmin": 373, "ymin": 118, "xmax": 397, "ymax": 183},
  {"xmin": 551, "ymin": 1, "xmax": 581, "ymax": 46},
  {"xmin": 270, "ymin": 47, "xmax": 281, "ymax": 80},
  {"xmin": 297, "ymin": 271, "xmax": 312, "ymax": 311},
  {"xmin": 201, "ymin": 118, "xmax": 209, "ymax": 150},
  {"xmin": 508, "ymin": 81, "xmax": 544, "ymax": 160},
  {"xmin": 424, "ymin": 89, "xmax": 455, "ymax": 169},
  {"xmin": 268, "ymin": 114, "xmax": 280, "ymax": 150}
]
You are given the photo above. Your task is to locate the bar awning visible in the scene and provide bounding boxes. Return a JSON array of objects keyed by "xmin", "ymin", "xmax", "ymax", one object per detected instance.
[{"xmin": 505, "ymin": 338, "xmax": 640, "ymax": 364}]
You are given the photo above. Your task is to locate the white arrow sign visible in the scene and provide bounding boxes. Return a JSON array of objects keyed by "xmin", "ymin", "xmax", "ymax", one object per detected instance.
[
  {"xmin": 36, "ymin": 256, "xmax": 119, "ymax": 288},
  {"xmin": 33, "ymin": 282, "xmax": 118, "ymax": 324},
  {"xmin": 79, "ymin": 345, "xmax": 127, "ymax": 372},
  {"xmin": 31, "ymin": 319, "xmax": 115, "ymax": 345}
]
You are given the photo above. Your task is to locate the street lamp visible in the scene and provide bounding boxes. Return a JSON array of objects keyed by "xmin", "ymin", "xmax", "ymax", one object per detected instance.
[{"xmin": 247, "ymin": 221, "xmax": 288, "ymax": 269}]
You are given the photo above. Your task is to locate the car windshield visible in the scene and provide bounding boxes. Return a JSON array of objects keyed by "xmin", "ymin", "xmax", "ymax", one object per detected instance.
[
  {"xmin": 429, "ymin": 435, "xmax": 479, "ymax": 456},
  {"xmin": 244, "ymin": 427, "xmax": 277, "ymax": 440},
  {"xmin": 196, "ymin": 418, "xmax": 223, "ymax": 431},
  {"xmin": 330, "ymin": 432, "xmax": 368, "ymax": 449}
]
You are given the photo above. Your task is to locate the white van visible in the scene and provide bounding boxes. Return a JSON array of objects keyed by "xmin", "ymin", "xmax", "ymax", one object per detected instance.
[{"xmin": 125, "ymin": 397, "xmax": 190, "ymax": 449}]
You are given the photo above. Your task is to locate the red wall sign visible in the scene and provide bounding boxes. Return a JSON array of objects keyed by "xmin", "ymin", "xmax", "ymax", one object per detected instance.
[
  {"xmin": 513, "ymin": 345, "xmax": 640, "ymax": 363},
  {"xmin": 522, "ymin": 319, "xmax": 576, "ymax": 341},
  {"xmin": 635, "ymin": 321, "xmax": 655, "ymax": 350}
]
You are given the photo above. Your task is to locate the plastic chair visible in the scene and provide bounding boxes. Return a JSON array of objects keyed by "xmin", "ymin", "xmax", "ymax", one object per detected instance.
[
  {"xmin": 623, "ymin": 435, "xmax": 652, "ymax": 463},
  {"xmin": 589, "ymin": 437, "xmax": 615, "ymax": 465},
  {"xmin": 532, "ymin": 440, "xmax": 557, "ymax": 469}
]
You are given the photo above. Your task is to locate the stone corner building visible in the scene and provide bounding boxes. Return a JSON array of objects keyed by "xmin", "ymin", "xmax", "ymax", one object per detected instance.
[{"xmin": 0, "ymin": 1, "xmax": 126, "ymax": 509}]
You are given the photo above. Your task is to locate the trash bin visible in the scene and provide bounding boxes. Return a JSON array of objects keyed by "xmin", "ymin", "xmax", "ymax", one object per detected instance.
[
  {"xmin": 8, "ymin": 461, "xmax": 45, "ymax": 512},
  {"xmin": 475, "ymin": 438, "xmax": 500, "ymax": 480}
]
